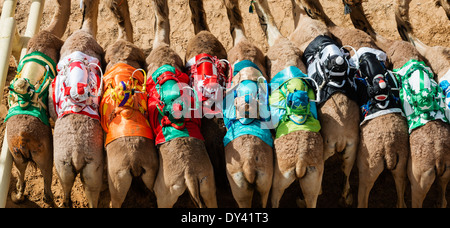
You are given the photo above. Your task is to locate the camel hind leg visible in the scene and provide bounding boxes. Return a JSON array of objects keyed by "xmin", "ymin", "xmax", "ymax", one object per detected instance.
[
  {"xmin": 408, "ymin": 159, "xmax": 436, "ymax": 208},
  {"xmin": 298, "ymin": 164, "xmax": 324, "ymax": 208},
  {"xmin": 32, "ymin": 142, "xmax": 54, "ymax": 205},
  {"xmin": 390, "ymin": 154, "xmax": 408, "ymax": 208},
  {"xmin": 339, "ymin": 141, "xmax": 357, "ymax": 207},
  {"xmin": 54, "ymin": 158, "xmax": 76, "ymax": 208},
  {"xmin": 357, "ymin": 153, "xmax": 384, "ymax": 208},
  {"xmin": 437, "ymin": 167, "xmax": 450, "ymax": 208},
  {"xmin": 271, "ymin": 164, "xmax": 296, "ymax": 208},
  {"xmin": 80, "ymin": 161, "xmax": 103, "ymax": 208},
  {"xmin": 9, "ymin": 153, "xmax": 27, "ymax": 204},
  {"xmin": 185, "ymin": 159, "xmax": 217, "ymax": 208},
  {"xmin": 227, "ymin": 170, "xmax": 254, "ymax": 208}
]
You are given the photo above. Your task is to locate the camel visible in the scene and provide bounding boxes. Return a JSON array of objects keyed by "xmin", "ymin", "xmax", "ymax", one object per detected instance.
[
  {"xmin": 145, "ymin": 0, "xmax": 217, "ymax": 208},
  {"xmin": 100, "ymin": 0, "xmax": 158, "ymax": 208},
  {"xmin": 5, "ymin": 0, "xmax": 70, "ymax": 205},
  {"xmin": 311, "ymin": 1, "xmax": 409, "ymax": 208},
  {"xmin": 220, "ymin": 0, "xmax": 274, "ymax": 208},
  {"xmin": 253, "ymin": 0, "xmax": 324, "ymax": 208},
  {"xmin": 184, "ymin": 0, "xmax": 229, "ymax": 198},
  {"xmin": 393, "ymin": 0, "xmax": 450, "ymax": 208},
  {"xmin": 49, "ymin": 0, "xmax": 104, "ymax": 208},
  {"xmin": 290, "ymin": 0, "xmax": 363, "ymax": 206},
  {"xmin": 347, "ymin": 0, "xmax": 450, "ymax": 208}
]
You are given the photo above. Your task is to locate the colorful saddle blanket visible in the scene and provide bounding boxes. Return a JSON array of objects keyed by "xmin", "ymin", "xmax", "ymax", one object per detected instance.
[
  {"xmin": 269, "ymin": 66, "xmax": 321, "ymax": 139},
  {"xmin": 303, "ymin": 35, "xmax": 357, "ymax": 106},
  {"xmin": 147, "ymin": 65, "xmax": 203, "ymax": 145},
  {"xmin": 223, "ymin": 60, "xmax": 273, "ymax": 147},
  {"xmin": 100, "ymin": 63, "xmax": 154, "ymax": 145},
  {"xmin": 351, "ymin": 47, "xmax": 404, "ymax": 125},
  {"xmin": 395, "ymin": 59, "xmax": 448, "ymax": 133},
  {"xmin": 52, "ymin": 51, "xmax": 102, "ymax": 120},
  {"xmin": 186, "ymin": 53, "xmax": 229, "ymax": 116},
  {"xmin": 5, "ymin": 51, "xmax": 56, "ymax": 126}
]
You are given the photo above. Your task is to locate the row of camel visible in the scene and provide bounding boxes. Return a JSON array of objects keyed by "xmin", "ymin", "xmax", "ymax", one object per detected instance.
[{"xmin": 4, "ymin": 0, "xmax": 449, "ymax": 208}]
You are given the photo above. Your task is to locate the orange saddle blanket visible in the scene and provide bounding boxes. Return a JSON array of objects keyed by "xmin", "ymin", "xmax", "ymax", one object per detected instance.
[{"xmin": 100, "ymin": 63, "xmax": 154, "ymax": 145}]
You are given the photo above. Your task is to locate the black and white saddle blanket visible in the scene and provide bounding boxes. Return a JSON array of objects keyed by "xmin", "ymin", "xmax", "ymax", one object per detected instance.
[
  {"xmin": 350, "ymin": 47, "xmax": 404, "ymax": 125},
  {"xmin": 302, "ymin": 35, "xmax": 358, "ymax": 106}
]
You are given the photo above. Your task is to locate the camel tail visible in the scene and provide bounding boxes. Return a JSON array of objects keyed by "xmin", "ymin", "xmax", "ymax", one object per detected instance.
[
  {"xmin": 296, "ymin": 160, "xmax": 307, "ymax": 179},
  {"xmin": 45, "ymin": 0, "xmax": 71, "ymax": 38},
  {"xmin": 243, "ymin": 160, "xmax": 256, "ymax": 184},
  {"xmin": 189, "ymin": 0, "xmax": 210, "ymax": 34},
  {"xmin": 436, "ymin": 160, "xmax": 446, "ymax": 177},
  {"xmin": 185, "ymin": 174, "xmax": 205, "ymax": 208},
  {"xmin": 384, "ymin": 152, "xmax": 399, "ymax": 171}
]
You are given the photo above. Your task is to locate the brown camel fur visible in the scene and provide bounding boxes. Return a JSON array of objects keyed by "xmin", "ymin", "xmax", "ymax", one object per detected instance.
[
  {"xmin": 253, "ymin": 0, "xmax": 324, "ymax": 208},
  {"xmin": 102, "ymin": 0, "xmax": 158, "ymax": 208},
  {"xmin": 146, "ymin": 0, "xmax": 217, "ymax": 208},
  {"xmin": 331, "ymin": 1, "xmax": 410, "ymax": 208},
  {"xmin": 394, "ymin": 0, "xmax": 450, "ymax": 208},
  {"xmin": 49, "ymin": 0, "xmax": 104, "ymax": 208},
  {"xmin": 6, "ymin": 0, "xmax": 70, "ymax": 206},
  {"xmin": 291, "ymin": 0, "xmax": 361, "ymax": 206},
  {"xmin": 348, "ymin": 1, "xmax": 450, "ymax": 208},
  {"xmin": 394, "ymin": 0, "xmax": 449, "ymax": 81},
  {"xmin": 221, "ymin": 0, "xmax": 273, "ymax": 208},
  {"xmin": 184, "ymin": 0, "xmax": 229, "ymax": 197}
]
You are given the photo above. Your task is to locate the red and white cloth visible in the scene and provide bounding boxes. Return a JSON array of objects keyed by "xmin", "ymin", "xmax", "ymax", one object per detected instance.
[{"xmin": 52, "ymin": 51, "xmax": 102, "ymax": 120}]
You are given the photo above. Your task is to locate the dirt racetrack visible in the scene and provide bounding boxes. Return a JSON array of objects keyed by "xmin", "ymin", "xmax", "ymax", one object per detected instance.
[{"xmin": 0, "ymin": 0, "xmax": 449, "ymax": 208}]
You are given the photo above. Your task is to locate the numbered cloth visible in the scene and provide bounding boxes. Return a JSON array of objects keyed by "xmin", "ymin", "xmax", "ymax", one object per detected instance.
[
  {"xmin": 147, "ymin": 65, "xmax": 203, "ymax": 145},
  {"xmin": 269, "ymin": 66, "xmax": 321, "ymax": 139},
  {"xmin": 438, "ymin": 70, "xmax": 450, "ymax": 120},
  {"xmin": 394, "ymin": 59, "xmax": 448, "ymax": 133},
  {"xmin": 302, "ymin": 35, "xmax": 357, "ymax": 105},
  {"xmin": 351, "ymin": 47, "xmax": 404, "ymax": 125},
  {"xmin": 5, "ymin": 51, "xmax": 56, "ymax": 126},
  {"xmin": 223, "ymin": 60, "xmax": 273, "ymax": 147},
  {"xmin": 52, "ymin": 51, "xmax": 102, "ymax": 120},
  {"xmin": 100, "ymin": 63, "xmax": 154, "ymax": 146}
]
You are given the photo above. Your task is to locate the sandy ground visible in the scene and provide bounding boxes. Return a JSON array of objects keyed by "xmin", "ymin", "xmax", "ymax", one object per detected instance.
[{"xmin": 0, "ymin": 0, "xmax": 448, "ymax": 208}]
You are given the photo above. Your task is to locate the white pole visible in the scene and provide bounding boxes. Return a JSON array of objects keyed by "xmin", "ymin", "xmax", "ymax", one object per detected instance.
[
  {"xmin": 0, "ymin": 131, "xmax": 12, "ymax": 207},
  {"xmin": 0, "ymin": 0, "xmax": 18, "ymax": 20},
  {"xmin": 0, "ymin": 0, "xmax": 46, "ymax": 208}
]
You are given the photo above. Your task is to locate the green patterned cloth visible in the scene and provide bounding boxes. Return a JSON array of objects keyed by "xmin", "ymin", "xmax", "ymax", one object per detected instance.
[
  {"xmin": 4, "ymin": 51, "xmax": 56, "ymax": 126},
  {"xmin": 394, "ymin": 59, "xmax": 448, "ymax": 133}
]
